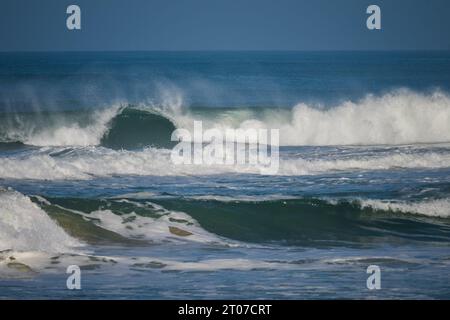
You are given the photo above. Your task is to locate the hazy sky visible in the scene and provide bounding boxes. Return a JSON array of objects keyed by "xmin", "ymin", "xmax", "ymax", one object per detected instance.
[{"xmin": 1, "ymin": 0, "xmax": 449, "ymax": 51}]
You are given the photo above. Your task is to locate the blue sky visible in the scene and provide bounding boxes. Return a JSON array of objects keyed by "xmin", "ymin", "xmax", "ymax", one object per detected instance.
[{"xmin": 0, "ymin": 0, "xmax": 449, "ymax": 51}]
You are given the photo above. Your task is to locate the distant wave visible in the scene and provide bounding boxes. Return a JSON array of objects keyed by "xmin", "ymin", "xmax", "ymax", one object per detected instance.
[
  {"xmin": 155, "ymin": 194, "xmax": 450, "ymax": 218},
  {"xmin": 0, "ymin": 90, "xmax": 450, "ymax": 148}
]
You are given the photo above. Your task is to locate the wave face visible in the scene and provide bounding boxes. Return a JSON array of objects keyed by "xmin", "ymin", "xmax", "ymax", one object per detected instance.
[
  {"xmin": 0, "ymin": 90, "xmax": 450, "ymax": 148},
  {"xmin": 34, "ymin": 196, "xmax": 228, "ymax": 246},
  {"xmin": 4, "ymin": 190, "xmax": 448, "ymax": 254},
  {"xmin": 151, "ymin": 197, "xmax": 450, "ymax": 245},
  {"xmin": 6, "ymin": 195, "xmax": 446, "ymax": 249},
  {"xmin": 0, "ymin": 189, "xmax": 81, "ymax": 253},
  {"xmin": 100, "ymin": 108, "xmax": 176, "ymax": 150}
]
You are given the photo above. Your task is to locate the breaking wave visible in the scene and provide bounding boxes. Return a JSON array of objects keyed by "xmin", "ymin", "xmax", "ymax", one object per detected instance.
[
  {"xmin": 0, "ymin": 188, "xmax": 81, "ymax": 253},
  {"xmin": 0, "ymin": 90, "xmax": 450, "ymax": 148},
  {"xmin": 111, "ymin": 196, "xmax": 450, "ymax": 245},
  {"xmin": 0, "ymin": 105, "xmax": 176, "ymax": 150},
  {"xmin": 1, "ymin": 189, "xmax": 450, "ymax": 261}
]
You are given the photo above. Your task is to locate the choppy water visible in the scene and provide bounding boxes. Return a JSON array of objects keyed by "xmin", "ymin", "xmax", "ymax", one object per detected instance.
[{"xmin": 1, "ymin": 52, "xmax": 450, "ymax": 299}]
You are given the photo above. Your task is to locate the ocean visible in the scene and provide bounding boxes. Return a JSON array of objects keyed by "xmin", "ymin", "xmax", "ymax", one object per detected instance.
[{"xmin": 0, "ymin": 51, "xmax": 450, "ymax": 299}]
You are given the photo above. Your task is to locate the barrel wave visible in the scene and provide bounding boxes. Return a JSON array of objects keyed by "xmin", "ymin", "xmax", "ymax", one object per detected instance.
[{"xmin": 0, "ymin": 90, "xmax": 450, "ymax": 149}]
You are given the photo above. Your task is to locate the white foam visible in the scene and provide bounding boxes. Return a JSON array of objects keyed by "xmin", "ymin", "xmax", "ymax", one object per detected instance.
[
  {"xmin": 278, "ymin": 151, "xmax": 450, "ymax": 175},
  {"xmin": 26, "ymin": 106, "xmax": 121, "ymax": 147},
  {"xmin": 358, "ymin": 198, "xmax": 450, "ymax": 218},
  {"xmin": 165, "ymin": 90, "xmax": 450, "ymax": 146},
  {"xmin": 0, "ymin": 189, "xmax": 82, "ymax": 252},
  {"xmin": 187, "ymin": 194, "xmax": 298, "ymax": 202},
  {"xmin": 0, "ymin": 153, "xmax": 92, "ymax": 180},
  {"xmin": 154, "ymin": 258, "xmax": 285, "ymax": 271},
  {"xmin": 0, "ymin": 146, "xmax": 449, "ymax": 180},
  {"xmin": 0, "ymin": 251, "xmax": 288, "ymax": 277},
  {"xmin": 2, "ymin": 105, "xmax": 122, "ymax": 147},
  {"xmin": 60, "ymin": 200, "xmax": 229, "ymax": 245}
]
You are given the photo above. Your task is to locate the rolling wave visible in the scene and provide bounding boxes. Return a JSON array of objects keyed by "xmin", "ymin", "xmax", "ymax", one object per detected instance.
[
  {"xmin": 2, "ymin": 192, "xmax": 449, "ymax": 254},
  {"xmin": 1, "ymin": 187, "xmax": 450, "ymax": 265},
  {"xmin": 152, "ymin": 197, "xmax": 450, "ymax": 245},
  {"xmin": 0, "ymin": 90, "xmax": 449, "ymax": 148}
]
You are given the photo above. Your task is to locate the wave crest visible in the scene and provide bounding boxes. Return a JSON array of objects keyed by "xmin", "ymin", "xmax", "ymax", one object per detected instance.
[
  {"xmin": 170, "ymin": 90, "xmax": 450, "ymax": 146},
  {"xmin": 1, "ymin": 90, "xmax": 450, "ymax": 148}
]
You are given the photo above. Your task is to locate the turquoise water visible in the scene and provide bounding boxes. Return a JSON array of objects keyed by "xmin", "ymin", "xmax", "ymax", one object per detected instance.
[{"xmin": 0, "ymin": 52, "xmax": 450, "ymax": 299}]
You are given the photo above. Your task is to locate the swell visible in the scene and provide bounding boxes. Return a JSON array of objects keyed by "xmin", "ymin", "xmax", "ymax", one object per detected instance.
[
  {"xmin": 13, "ymin": 194, "xmax": 450, "ymax": 248},
  {"xmin": 152, "ymin": 197, "xmax": 450, "ymax": 246},
  {"xmin": 0, "ymin": 90, "xmax": 450, "ymax": 148},
  {"xmin": 2, "ymin": 188, "xmax": 450, "ymax": 254}
]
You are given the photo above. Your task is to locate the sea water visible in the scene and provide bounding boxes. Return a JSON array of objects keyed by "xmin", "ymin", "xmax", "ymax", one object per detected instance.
[{"xmin": 0, "ymin": 51, "xmax": 450, "ymax": 299}]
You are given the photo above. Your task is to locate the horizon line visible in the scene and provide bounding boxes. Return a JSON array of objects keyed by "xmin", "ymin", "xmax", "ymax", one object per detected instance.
[{"xmin": 1, "ymin": 49, "xmax": 450, "ymax": 53}]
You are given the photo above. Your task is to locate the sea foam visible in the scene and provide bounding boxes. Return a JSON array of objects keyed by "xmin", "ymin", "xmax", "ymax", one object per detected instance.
[
  {"xmin": 0, "ymin": 189, "xmax": 81, "ymax": 252},
  {"xmin": 358, "ymin": 198, "xmax": 450, "ymax": 218},
  {"xmin": 169, "ymin": 90, "xmax": 450, "ymax": 146},
  {"xmin": 0, "ymin": 146, "xmax": 449, "ymax": 180}
]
